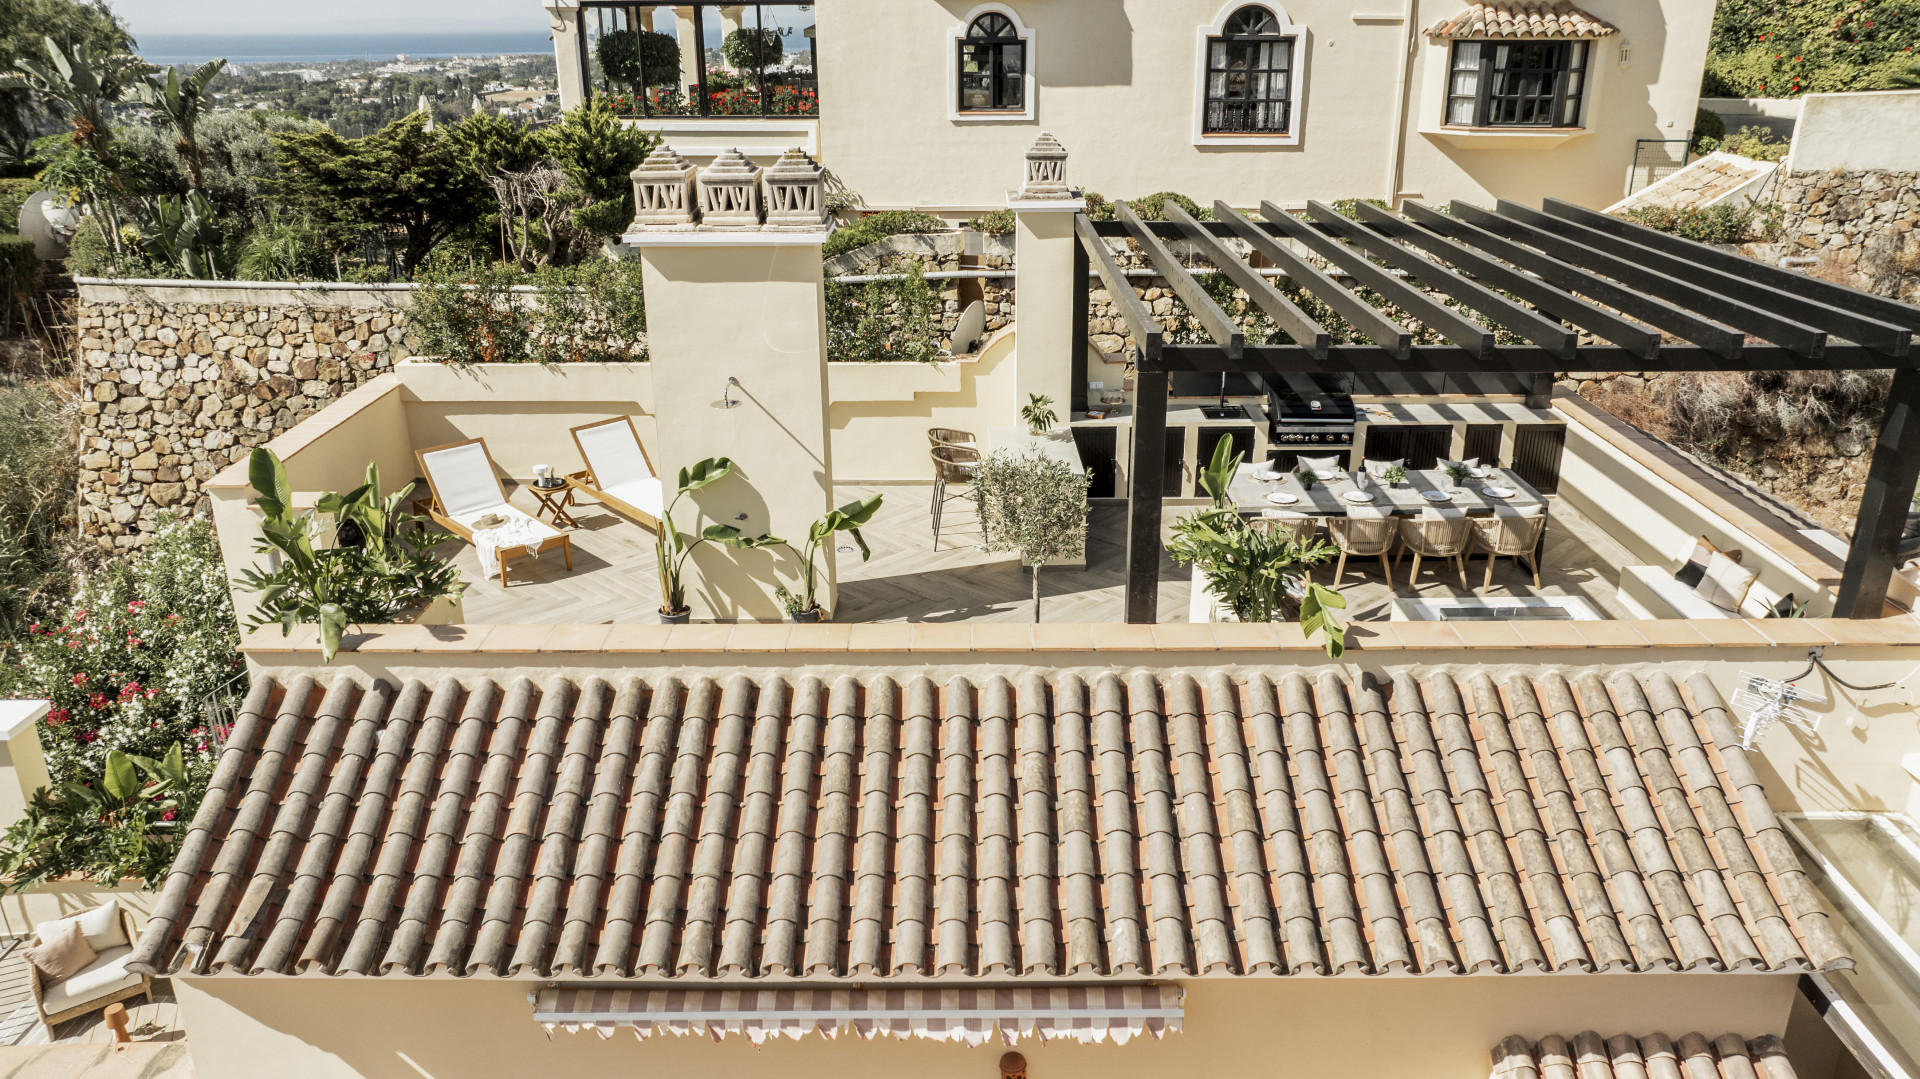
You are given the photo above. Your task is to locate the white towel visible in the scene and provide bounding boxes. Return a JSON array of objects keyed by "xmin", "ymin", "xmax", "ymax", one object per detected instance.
[{"xmin": 471, "ymin": 513, "xmax": 553, "ymax": 578}]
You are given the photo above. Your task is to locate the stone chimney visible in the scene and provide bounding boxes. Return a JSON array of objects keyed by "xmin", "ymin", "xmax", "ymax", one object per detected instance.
[
  {"xmin": 763, "ymin": 147, "xmax": 829, "ymax": 228},
  {"xmin": 1017, "ymin": 132, "xmax": 1072, "ymax": 199},
  {"xmin": 697, "ymin": 148, "xmax": 764, "ymax": 227},
  {"xmin": 629, "ymin": 144, "xmax": 699, "ymax": 228}
]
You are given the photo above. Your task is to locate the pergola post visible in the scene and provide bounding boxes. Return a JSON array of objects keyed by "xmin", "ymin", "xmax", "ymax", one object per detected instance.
[
  {"xmin": 1836, "ymin": 366, "xmax": 1920, "ymax": 617},
  {"xmin": 1126, "ymin": 371, "xmax": 1167, "ymax": 624},
  {"xmin": 1071, "ymin": 238, "xmax": 1090, "ymax": 413}
]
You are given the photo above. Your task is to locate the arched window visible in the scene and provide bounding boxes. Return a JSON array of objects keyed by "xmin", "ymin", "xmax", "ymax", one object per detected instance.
[
  {"xmin": 958, "ymin": 12, "xmax": 1026, "ymax": 112},
  {"xmin": 1204, "ymin": 4, "xmax": 1296, "ymax": 135}
]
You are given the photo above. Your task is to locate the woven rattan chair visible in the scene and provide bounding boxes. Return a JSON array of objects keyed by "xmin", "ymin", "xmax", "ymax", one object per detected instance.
[
  {"xmin": 931, "ymin": 444, "xmax": 979, "ymax": 549},
  {"xmin": 928, "ymin": 426, "xmax": 977, "ymax": 451},
  {"xmin": 1395, "ymin": 514, "xmax": 1473, "ymax": 590},
  {"xmin": 1470, "ymin": 510, "xmax": 1549, "ymax": 588},
  {"xmin": 1327, "ymin": 510, "xmax": 1396, "ymax": 588}
]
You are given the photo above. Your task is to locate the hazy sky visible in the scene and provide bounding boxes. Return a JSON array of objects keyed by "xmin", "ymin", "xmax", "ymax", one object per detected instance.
[{"xmin": 111, "ymin": 0, "xmax": 547, "ymax": 35}]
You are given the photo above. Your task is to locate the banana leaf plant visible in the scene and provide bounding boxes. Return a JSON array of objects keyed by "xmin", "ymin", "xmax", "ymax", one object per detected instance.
[
  {"xmin": 235, "ymin": 448, "xmax": 463, "ymax": 661},
  {"xmin": 1166, "ymin": 507, "xmax": 1348, "ymax": 656},
  {"xmin": 765, "ymin": 494, "xmax": 884, "ymax": 618},
  {"xmin": 139, "ymin": 190, "xmax": 227, "ymax": 279},
  {"xmin": 656, "ymin": 457, "xmax": 780, "ymax": 618},
  {"xmin": 1197, "ymin": 435, "xmax": 1245, "ymax": 509}
]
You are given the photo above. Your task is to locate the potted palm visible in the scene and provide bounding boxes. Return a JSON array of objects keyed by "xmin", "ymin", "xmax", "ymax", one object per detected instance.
[
  {"xmin": 1167, "ymin": 509, "xmax": 1348, "ymax": 656},
  {"xmin": 1382, "ymin": 463, "xmax": 1409, "ymax": 488},
  {"xmin": 1444, "ymin": 461, "xmax": 1473, "ymax": 490},
  {"xmin": 1197, "ymin": 436, "xmax": 1244, "ymax": 509},
  {"xmin": 1021, "ymin": 393, "xmax": 1058, "ymax": 436},
  {"xmin": 237, "ymin": 448, "xmax": 465, "ymax": 661},
  {"xmin": 655, "ymin": 457, "xmax": 779, "ymax": 623},
  {"xmin": 767, "ymin": 494, "xmax": 885, "ymax": 622}
]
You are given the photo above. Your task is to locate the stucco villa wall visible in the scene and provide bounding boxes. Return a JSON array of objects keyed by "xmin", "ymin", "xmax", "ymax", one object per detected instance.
[
  {"xmin": 814, "ymin": 0, "xmax": 1710, "ymax": 212},
  {"xmin": 174, "ymin": 972, "xmax": 1797, "ymax": 1079}
]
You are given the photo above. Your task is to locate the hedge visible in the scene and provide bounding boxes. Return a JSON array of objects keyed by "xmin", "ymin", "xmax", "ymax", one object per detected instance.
[
  {"xmin": 0, "ymin": 234, "xmax": 35, "ymax": 293},
  {"xmin": 0, "ymin": 178, "xmax": 40, "ymax": 236}
]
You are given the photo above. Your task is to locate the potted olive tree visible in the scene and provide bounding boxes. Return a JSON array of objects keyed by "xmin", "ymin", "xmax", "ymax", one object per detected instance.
[{"xmin": 971, "ymin": 448, "xmax": 1090, "ymax": 621}]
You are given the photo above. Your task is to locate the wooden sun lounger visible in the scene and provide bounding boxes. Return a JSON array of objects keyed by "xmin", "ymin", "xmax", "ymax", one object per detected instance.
[
  {"xmin": 565, "ymin": 416, "xmax": 663, "ymax": 534},
  {"xmin": 415, "ymin": 437, "xmax": 572, "ymax": 588}
]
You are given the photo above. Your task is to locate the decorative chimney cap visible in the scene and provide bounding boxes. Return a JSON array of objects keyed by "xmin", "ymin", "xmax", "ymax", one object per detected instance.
[
  {"xmin": 631, "ymin": 143, "xmax": 695, "ymax": 180},
  {"xmin": 697, "ymin": 148, "xmax": 765, "ymax": 227},
  {"xmin": 764, "ymin": 146, "xmax": 824, "ymax": 180},
  {"xmin": 702, "ymin": 147, "xmax": 763, "ymax": 182},
  {"xmin": 1017, "ymin": 132, "xmax": 1072, "ymax": 199}
]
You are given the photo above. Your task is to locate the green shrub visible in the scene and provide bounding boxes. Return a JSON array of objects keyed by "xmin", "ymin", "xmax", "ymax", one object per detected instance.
[
  {"xmin": 409, "ymin": 256, "xmax": 650, "ymax": 364},
  {"xmin": 1698, "ymin": 125, "xmax": 1791, "ymax": 163},
  {"xmin": 532, "ymin": 258, "xmax": 648, "ymax": 364},
  {"xmin": 0, "ymin": 380, "xmax": 74, "ymax": 639},
  {"xmin": 966, "ymin": 208, "xmax": 1015, "ymax": 235},
  {"xmin": 408, "ymin": 259, "xmax": 534, "ymax": 363},
  {"xmin": 1703, "ymin": 0, "xmax": 1920, "ymax": 97},
  {"xmin": 0, "ymin": 233, "xmax": 34, "ymax": 293},
  {"xmin": 1617, "ymin": 202, "xmax": 1777, "ymax": 245},
  {"xmin": 1693, "ymin": 106, "xmax": 1727, "ymax": 151},
  {"xmin": 1130, "ymin": 191, "xmax": 1210, "ymax": 222},
  {"xmin": 233, "ymin": 214, "xmax": 334, "ymax": 281},
  {"xmin": 63, "ymin": 215, "xmax": 112, "ymax": 275},
  {"xmin": 822, "ymin": 209, "xmax": 947, "ymax": 259},
  {"xmin": 825, "ymin": 256, "xmax": 942, "ymax": 363},
  {"xmin": 0, "ymin": 178, "xmax": 41, "ymax": 234}
]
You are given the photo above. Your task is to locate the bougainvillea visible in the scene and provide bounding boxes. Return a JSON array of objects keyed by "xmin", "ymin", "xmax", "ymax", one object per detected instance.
[{"xmin": 2, "ymin": 515, "xmax": 240, "ymax": 782}]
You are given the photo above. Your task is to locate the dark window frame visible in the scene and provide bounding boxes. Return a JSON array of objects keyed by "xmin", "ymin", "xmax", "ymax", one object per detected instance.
[
  {"xmin": 957, "ymin": 12, "xmax": 1027, "ymax": 113},
  {"xmin": 576, "ymin": 1, "xmax": 819, "ymax": 120},
  {"xmin": 1201, "ymin": 5, "xmax": 1297, "ymax": 137},
  {"xmin": 1444, "ymin": 38, "xmax": 1589, "ymax": 129}
]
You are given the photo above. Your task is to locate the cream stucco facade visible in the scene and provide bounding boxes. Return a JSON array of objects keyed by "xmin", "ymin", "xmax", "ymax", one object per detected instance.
[
  {"xmin": 551, "ymin": 0, "xmax": 1713, "ymax": 212},
  {"xmin": 173, "ymin": 971, "xmax": 1799, "ymax": 1079}
]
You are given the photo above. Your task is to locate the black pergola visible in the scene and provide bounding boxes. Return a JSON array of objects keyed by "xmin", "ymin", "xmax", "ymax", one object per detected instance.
[{"xmin": 1069, "ymin": 197, "xmax": 1920, "ymax": 623}]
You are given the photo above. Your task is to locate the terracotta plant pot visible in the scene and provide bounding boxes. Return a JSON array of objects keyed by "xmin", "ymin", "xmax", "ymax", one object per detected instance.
[
  {"xmin": 659, "ymin": 607, "xmax": 691, "ymax": 625},
  {"xmin": 789, "ymin": 608, "xmax": 823, "ymax": 624}
]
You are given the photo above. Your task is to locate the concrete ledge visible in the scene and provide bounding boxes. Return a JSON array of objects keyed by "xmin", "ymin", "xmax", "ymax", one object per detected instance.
[{"xmin": 206, "ymin": 373, "xmax": 404, "ymax": 490}]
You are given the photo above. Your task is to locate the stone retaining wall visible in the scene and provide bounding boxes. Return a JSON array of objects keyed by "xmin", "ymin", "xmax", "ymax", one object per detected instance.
[
  {"xmin": 1775, "ymin": 168, "xmax": 1920, "ymax": 298},
  {"xmin": 825, "ymin": 231, "xmax": 1016, "ymax": 344},
  {"xmin": 75, "ymin": 282, "xmax": 412, "ymax": 548}
]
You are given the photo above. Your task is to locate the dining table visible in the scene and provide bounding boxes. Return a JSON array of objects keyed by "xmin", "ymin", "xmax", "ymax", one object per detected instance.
[{"xmin": 1225, "ymin": 463, "xmax": 1549, "ymax": 518}]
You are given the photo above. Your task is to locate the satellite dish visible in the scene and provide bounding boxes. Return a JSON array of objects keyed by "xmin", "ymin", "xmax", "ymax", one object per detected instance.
[
  {"xmin": 950, "ymin": 300, "xmax": 986, "ymax": 354},
  {"xmin": 17, "ymin": 190, "xmax": 73, "ymax": 261}
]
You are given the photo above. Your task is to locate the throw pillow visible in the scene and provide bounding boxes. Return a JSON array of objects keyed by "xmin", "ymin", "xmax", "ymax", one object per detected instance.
[
  {"xmin": 1694, "ymin": 551, "xmax": 1758, "ymax": 612},
  {"xmin": 1364, "ymin": 458, "xmax": 1405, "ymax": 478},
  {"xmin": 1298, "ymin": 455, "xmax": 1344, "ymax": 474},
  {"xmin": 25, "ymin": 919, "xmax": 96, "ymax": 983},
  {"xmin": 1437, "ymin": 457, "xmax": 1479, "ymax": 473},
  {"xmin": 38, "ymin": 901, "xmax": 127, "ymax": 955},
  {"xmin": 1675, "ymin": 536, "xmax": 1743, "ymax": 588}
]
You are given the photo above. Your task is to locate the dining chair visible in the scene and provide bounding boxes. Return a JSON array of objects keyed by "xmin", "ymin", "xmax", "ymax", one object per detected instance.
[
  {"xmin": 1469, "ymin": 507, "xmax": 1549, "ymax": 588},
  {"xmin": 928, "ymin": 427, "xmax": 977, "ymax": 451},
  {"xmin": 930, "ymin": 444, "xmax": 980, "ymax": 550},
  {"xmin": 1395, "ymin": 512, "xmax": 1473, "ymax": 590},
  {"xmin": 1327, "ymin": 507, "xmax": 1397, "ymax": 588}
]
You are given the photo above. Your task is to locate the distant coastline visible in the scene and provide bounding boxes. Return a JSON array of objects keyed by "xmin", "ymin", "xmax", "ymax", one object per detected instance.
[{"xmin": 136, "ymin": 31, "xmax": 553, "ymax": 66}]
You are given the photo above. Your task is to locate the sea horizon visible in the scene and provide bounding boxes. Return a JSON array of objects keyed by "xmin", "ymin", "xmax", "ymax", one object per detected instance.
[{"xmin": 135, "ymin": 31, "xmax": 553, "ymax": 66}]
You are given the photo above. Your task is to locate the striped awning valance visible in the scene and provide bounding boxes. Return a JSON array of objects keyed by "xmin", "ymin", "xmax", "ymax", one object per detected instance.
[{"xmin": 531, "ymin": 986, "xmax": 1185, "ymax": 1046}]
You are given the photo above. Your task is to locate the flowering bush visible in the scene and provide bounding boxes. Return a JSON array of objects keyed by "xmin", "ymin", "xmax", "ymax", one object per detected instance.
[{"xmin": 1, "ymin": 515, "xmax": 240, "ymax": 783}]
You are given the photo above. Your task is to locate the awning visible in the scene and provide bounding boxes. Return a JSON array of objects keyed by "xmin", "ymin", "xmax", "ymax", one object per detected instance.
[{"xmin": 531, "ymin": 986, "xmax": 1185, "ymax": 1046}]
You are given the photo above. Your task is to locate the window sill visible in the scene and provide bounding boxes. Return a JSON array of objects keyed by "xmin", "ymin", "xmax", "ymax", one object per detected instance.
[
  {"xmin": 1421, "ymin": 125, "xmax": 1592, "ymax": 150},
  {"xmin": 1193, "ymin": 131, "xmax": 1300, "ymax": 148},
  {"xmin": 951, "ymin": 109, "xmax": 1034, "ymax": 123}
]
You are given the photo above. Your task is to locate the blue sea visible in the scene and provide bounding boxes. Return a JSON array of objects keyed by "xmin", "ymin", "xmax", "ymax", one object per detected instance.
[{"xmin": 136, "ymin": 32, "xmax": 554, "ymax": 66}]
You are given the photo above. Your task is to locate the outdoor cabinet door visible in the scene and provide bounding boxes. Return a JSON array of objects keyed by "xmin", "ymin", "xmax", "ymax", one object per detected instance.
[
  {"xmin": 1162, "ymin": 428, "xmax": 1188, "ymax": 498},
  {"xmin": 1512, "ymin": 424, "xmax": 1568, "ymax": 493}
]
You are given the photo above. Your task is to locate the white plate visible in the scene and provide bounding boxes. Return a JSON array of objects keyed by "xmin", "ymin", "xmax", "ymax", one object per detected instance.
[
  {"xmin": 1341, "ymin": 490, "xmax": 1376, "ymax": 504},
  {"xmin": 1313, "ymin": 469, "xmax": 1341, "ymax": 481},
  {"xmin": 1253, "ymin": 468, "xmax": 1281, "ymax": 481},
  {"xmin": 1264, "ymin": 491, "xmax": 1299, "ymax": 505},
  {"xmin": 1420, "ymin": 490, "xmax": 1452, "ymax": 502},
  {"xmin": 1481, "ymin": 485, "xmax": 1516, "ymax": 499},
  {"xmin": 1469, "ymin": 467, "xmax": 1492, "ymax": 479}
]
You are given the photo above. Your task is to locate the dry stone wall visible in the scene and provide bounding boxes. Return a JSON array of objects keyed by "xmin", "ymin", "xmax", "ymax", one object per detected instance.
[
  {"xmin": 1774, "ymin": 169, "xmax": 1920, "ymax": 298},
  {"xmin": 824, "ymin": 231, "xmax": 1015, "ymax": 346},
  {"xmin": 74, "ymin": 283, "xmax": 412, "ymax": 549}
]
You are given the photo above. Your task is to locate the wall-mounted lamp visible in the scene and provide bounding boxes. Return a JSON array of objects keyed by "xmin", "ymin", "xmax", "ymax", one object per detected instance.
[
  {"xmin": 721, "ymin": 376, "xmax": 741, "ymax": 409},
  {"xmin": 1617, "ymin": 41, "xmax": 1632, "ymax": 69},
  {"xmin": 1000, "ymin": 1052, "xmax": 1028, "ymax": 1079}
]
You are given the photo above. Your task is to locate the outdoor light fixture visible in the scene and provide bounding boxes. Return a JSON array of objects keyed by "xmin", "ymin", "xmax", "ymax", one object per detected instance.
[
  {"xmin": 999, "ymin": 1052, "xmax": 1027, "ymax": 1079},
  {"xmin": 721, "ymin": 376, "xmax": 740, "ymax": 409}
]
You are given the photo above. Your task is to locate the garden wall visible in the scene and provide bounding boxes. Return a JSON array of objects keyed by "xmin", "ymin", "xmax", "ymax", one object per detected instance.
[
  {"xmin": 1772, "ymin": 168, "xmax": 1920, "ymax": 293},
  {"xmin": 824, "ymin": 231, "xmax": 1016, "ymax": 344},
  {"xmin": 74, "ymin": 280, "xmax": 414, "ymax": 549}
]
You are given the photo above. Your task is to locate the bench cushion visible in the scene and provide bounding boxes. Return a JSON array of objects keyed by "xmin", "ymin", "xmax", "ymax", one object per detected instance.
[{"xmin": 39, "ymin": 945, "xmax": 139, "ymax": 1014}]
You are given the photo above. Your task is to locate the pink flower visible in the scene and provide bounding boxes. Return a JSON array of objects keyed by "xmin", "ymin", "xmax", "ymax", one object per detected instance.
[
  {"xmin": 45, "ymin": 708, "xmax": 69, "ymax": 726},
  {"xmin": 78, "ymin": 730, "xmax": 98, "ymax": 743},
  {"xmin": 70, "ymin": 673, "xmax": 88, "ymax": 686},
  {"xmin": 144, "ymin": 688, "xmax": 157, "ymax": 700},
  {"xmin": 118, "ymin": 682, "xmax": 140, "ymax": 701},
  {"xmin": 27, "ymin": 622, "xmax": 40, "ymax": 635},
  {"xmin": 126, "ymin": 600, "xmax": 146, "ymax": 612},
  {"xmin": 88, "ymin": 692, "xmax": 109, "ymax": 710},
  {"xmin": 160, "ymin": 809, "xmax": 178, "ymax": 822},
  {"xmin": 72, "ymin": 610, "xmax": 86, "ymax": 622}
]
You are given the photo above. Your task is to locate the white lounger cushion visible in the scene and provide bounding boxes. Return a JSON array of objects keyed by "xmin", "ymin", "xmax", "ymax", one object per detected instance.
[
  {"xmin": 576, "ymin": 419, "xmax": 655, "ymax": 484},
  {"xmin": 39, "ymin": 946, "xmax": 139, "ymax": 1013},
  {"xmin": 602, "ymin": 477, "xmax": 665, "ymax": 518},
  {"xmin": 420, "ymin": 442, "xmax": 506, "ymax": 519},
  {"xmin": 448, "ymin": 504, "xmax": 560, "ymax": 546}
]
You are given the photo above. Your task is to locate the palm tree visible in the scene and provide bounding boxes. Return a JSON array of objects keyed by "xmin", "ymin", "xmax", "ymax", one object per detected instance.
[
  {"xmin": 133, "ymin": 60, "xmax": 227, "ymax": 191},
  {"xmin": 0, "ymin": 37, "xmax": 148, "ymax": 171}
]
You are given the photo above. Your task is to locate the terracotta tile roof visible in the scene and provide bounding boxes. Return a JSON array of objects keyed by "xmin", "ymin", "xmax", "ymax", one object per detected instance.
[
  {"xmin": 1494, "ymin": 1032, "xmax": 1798, "ymax": 1079},
  {"xmin": 128, "ymin": 667, "xmax": 1849, "ymax": 981},
  {"xmin": 1427, "ymin": 2, "xmax": 1618, "ymax": 39}
]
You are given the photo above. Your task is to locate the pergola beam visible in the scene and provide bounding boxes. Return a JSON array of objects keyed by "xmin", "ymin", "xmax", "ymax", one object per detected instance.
[
  {"xmin": 1477, "ymin": 201, "xmax": 1831, "ymax": 359},
  {"xmin": 1352, "ymin": 200, "xmax": 1662, "ymax": 360},
  {"xmin": 1306, "ymin": 200, "xmax": 1578, "ymax": 360},
  {"xmin": 1213, "ymin": 203, "xmax": 1413, "ymax": 357},
  {"xmin": 1115, "ymin": 200, "xmax": 1244, "ymax": 358},
  {"xmin": 1409, "ymin": 202, "xmax": 1747, "ymax": 359},
  {"xmin": 1260, "ymin": 200, "xmax": 1497, "ymax": 356},
  {"xmin": 1074, "ymin": 214, "xmax": 1163, "ymax": 361},
  {"xmin": 1163, "ymin": 203, "xmax": 1330, "ymax": 358},
  {"xmin": 1148, "ymin": 342, "xmax": 1894, "ymax": 374}
]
